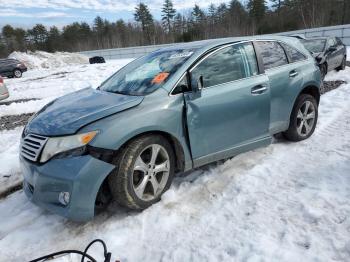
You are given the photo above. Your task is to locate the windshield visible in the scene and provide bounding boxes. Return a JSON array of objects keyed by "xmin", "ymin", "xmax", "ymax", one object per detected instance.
[
  {"xmin": 99, "ymin": 48, "xmax": 195, "ymax": 96},
  {"xmin": 301, "ymin": 39, "xmax": 326, "ymax": 53}
]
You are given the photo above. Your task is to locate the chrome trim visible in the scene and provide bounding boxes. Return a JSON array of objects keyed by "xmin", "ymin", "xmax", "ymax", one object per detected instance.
[
  {"xmin": 197, "ymin": 73, "xmax": 268, "ymax": 91},
  {"xmin": 20, "ymin": 134, "xmax": 48, "ymax": 162},
  {"xmin": 189, "ymin": 40, "xmax": 252, "ymax": 73}
]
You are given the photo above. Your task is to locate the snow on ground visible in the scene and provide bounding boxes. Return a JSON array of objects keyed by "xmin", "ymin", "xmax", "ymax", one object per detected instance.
[
  {"xmin": 0, "ymin": 59, "xmax": 132, "ymax": 195},
  {"xmin": 0, "ymin": 53, "xmax": 349, "ymax": 261},
  {"xmin": 8, "ymin": 51, "xmax": 89, "ymax": 70}
]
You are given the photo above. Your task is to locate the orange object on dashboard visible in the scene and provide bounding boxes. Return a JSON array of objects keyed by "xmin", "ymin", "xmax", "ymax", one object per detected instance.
[{"xmin": 151, "ymin": 72, "xmax": 169, "ymax": 84}]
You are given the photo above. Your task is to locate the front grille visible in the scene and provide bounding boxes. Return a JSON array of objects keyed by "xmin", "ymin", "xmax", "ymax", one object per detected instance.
[{"xmin": 20, "ymin": 134, "xmax": 48, "ymax": 162}]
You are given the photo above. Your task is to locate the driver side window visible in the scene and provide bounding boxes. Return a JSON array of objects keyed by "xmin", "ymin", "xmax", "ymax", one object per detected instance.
[
  {"xmin": 327, "ymin": 38, "xmax": 336, "ymax": 48},
  {"xmin": 190, "ymin": 42, "xmax": 259, "ymax": 89}
]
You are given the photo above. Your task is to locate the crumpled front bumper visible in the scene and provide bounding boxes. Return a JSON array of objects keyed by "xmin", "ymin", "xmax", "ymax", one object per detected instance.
[{"xmin": 20, "ymin": 155, "xmax": 115, "ymax": 222}]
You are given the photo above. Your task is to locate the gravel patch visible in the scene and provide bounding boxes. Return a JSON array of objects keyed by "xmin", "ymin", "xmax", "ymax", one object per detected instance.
[
  {"xmin": 0, "ymin": 98, "xmax": 39, "ymax": 106},
  {"xmin": 0, "ymin": 113, "xmax": 34, "ymax": 131},
  {"xmin": 323, "ymin": 80, "xmax": 346, "ymax": 94}
]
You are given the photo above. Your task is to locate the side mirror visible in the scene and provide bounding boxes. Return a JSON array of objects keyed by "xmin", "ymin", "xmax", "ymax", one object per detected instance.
[
  {"xmin": 328, "ymin": 46, "xmax": 336, "ymax": 52},
  {"xmin": 196, "ymin": 75, "xmax": 204, "ymax": 91}
]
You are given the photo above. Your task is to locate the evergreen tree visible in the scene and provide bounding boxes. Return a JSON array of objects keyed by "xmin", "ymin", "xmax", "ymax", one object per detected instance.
[
  {"xmin": 47, "ymin": 26, "xmax": 61, "ymax": 52},
  {"xmin": 191, "ymin": 4, "xmax": 205, "ymax": 24},
  {"xmin": 161, "ymin": 0, "xmax": 176, "ymax": 33},
  {"xmin": 247, "ymin": 0, "xmax": 267, "ymax": 23},
  {"xmin": 134, "ymin": 3, "xmax": 154, "ymax": 43}
]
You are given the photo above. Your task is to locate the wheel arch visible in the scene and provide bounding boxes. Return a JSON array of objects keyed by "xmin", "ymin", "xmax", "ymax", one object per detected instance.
[
  {"xmin": 299, "ymin": 85, "xmax": 320, "ymax": 105},
  {"xmin": 117, "ymin": 130, "xmax": 186, "ymax": 173},
  {"xmin": 284, "ymin": 84, "xmax": 320, "ymax": 132},
  {"xmin": 94, "ymin": 130, "xmax": 186, "ymax": 211}
]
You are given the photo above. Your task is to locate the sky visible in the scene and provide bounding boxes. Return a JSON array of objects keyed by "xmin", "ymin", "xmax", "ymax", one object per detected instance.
[{"xmin": 0, "ymin": 0, "xmax": 241, "ymax": 29}]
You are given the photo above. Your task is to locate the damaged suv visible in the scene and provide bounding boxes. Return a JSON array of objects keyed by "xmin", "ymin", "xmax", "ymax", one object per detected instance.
[{"xmin": 20, "ymin": 36, "xmax": 322, "ymax": 221}]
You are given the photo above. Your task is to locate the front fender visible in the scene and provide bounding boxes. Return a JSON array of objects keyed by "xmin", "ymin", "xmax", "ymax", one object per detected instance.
[{"xmin": 80, "ymin": 90, "xmax": 193, "ymax": 171}]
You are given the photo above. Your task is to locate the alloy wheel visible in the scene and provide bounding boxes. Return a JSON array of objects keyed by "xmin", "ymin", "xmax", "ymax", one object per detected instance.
[
  {"xmin": 132, "ymin": 144, "xmax": 170, "ymax": 201},
  {"xmin": 296, "ymin": 101, "xmax": 316, "ymax": 137},
  {"xmin": 14, "ymin": 70, "xmax": 22, "ymax": 78}
]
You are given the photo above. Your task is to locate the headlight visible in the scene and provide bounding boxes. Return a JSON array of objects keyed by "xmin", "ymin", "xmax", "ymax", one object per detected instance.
[{"xmin": 40, "ymin": 131, "xmax": 98, "ymax": 163}]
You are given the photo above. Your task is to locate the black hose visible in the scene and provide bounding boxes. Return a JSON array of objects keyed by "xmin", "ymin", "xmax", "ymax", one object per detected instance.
[
  {"xmin": 81, "ymin": 239, "xmax": 110, "ymax": 262},
  {"xmin": 29, "ymin": 238, "xmax": 111, "ymax": 262},
  {"xmin": 29, "ymin": 250, "xmax": 96, "ymax": 262}
]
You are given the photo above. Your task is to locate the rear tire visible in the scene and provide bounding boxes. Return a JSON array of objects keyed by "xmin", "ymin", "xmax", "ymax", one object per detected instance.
[
  {"xmin": 283, "ymin": 94, "xmax": 318, "ymax": 142},
  {"xmin": 108, "ymin": 135, "xmax": 175, "ymax": 210}
]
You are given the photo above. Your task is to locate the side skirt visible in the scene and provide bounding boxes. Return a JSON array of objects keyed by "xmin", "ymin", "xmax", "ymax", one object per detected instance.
[{"xmin": 193, "ymin": 136, "xmax": 272, "ymax": 168}]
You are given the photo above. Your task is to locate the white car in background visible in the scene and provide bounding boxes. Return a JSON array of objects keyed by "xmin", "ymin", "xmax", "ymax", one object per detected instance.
[{"xmin": 0, "ymin": 76, "xmax": 9, "ymax": 101}]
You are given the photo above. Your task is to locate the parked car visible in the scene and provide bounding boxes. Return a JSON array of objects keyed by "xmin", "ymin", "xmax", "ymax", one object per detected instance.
[
  {"xmin": 0, "ymin": 76, "xmax": 9, "ymax": 101},
  {"xmin": 0, "ymin": 58, "xmax": 27, "ymax": 78},
  {"xmin": 20, "ymin": 36, "xmax": 322, "ymax": 221},
  {"xmin": 89, "ymin": 56, "xmax": 106, "ymax": 64},
  {"xmin": 300, "ymin": 37, "xmax": 347, "ymax": 79}
]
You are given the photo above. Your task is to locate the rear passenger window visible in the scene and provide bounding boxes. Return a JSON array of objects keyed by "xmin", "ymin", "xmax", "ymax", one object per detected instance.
[
  {"xmin": 281, "ymin": 43, "xmax": 307, "ymax": 63},
  {"xmin": 191, "ymin": 42, "xmax": 258, "ymax": 88},
  {"xmin": 256, "ymin": 41, "xmax": 288, "ymax": 70}
]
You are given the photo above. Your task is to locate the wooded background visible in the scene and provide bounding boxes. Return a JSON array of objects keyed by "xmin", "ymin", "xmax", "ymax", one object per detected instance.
[{"xmin": 0, "ymin": 0, "xmax": 349, "ymax": 58}]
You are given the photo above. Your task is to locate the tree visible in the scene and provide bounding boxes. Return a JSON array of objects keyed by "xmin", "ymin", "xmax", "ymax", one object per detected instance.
[
  {"xmin": 161, "ymin": 0, "xmax": 176, "ymax": 33},
  {"xmin": 247, "ymin": 0, "xmax": 267, "ymax": 33},
  {"xmin": 191, "ymin": 4, "xmax": 205, "ymax": 24},
  {"xmin": 47, "ymin": 26, "xmax": 61, "ymax": 52},
  {"xmin": 134, "ymin": 3, "xmax": 154, "ymax": 44},
  {"xmin": 27, "ymin": 24, "xmax": 48, "ymax": 50},
  {"xmin": 247, "ymin": 0, "xmax": 266, "ymax": 22}
]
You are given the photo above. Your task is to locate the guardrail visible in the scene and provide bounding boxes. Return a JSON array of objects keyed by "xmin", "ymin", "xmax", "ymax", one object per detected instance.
[{"xmin": 79, "ymin": 24, "xmax": 350, "ymax": 60}]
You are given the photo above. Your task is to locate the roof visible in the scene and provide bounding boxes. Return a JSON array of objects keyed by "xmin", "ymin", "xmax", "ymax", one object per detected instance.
[{"xmin": 159, "ymin": 35, "xmax": 302, "ymax": 52}]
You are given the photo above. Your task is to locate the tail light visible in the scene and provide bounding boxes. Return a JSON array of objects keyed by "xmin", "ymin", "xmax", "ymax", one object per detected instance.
[{"xmin": 0, "ymin": 77, "xmax": 3, "ymax": 84}]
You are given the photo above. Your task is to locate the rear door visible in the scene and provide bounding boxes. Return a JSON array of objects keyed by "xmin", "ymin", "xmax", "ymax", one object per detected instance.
[
  {"xmin": 184, "ymin": 42, "xmax": 271, "ymax": 165},
  {"xmin": 334, "ymin": 37, "xmax": 346, "ymax": 67},
  {"xmin": 326, "ymin": 38, "xmax": 339, "ymax": 70},
  {"xmin": 255, "ymin": 41, "xmax": 304, "ymax": 134}
]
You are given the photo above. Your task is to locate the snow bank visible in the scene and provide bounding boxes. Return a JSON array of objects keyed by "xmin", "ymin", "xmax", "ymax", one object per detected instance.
[{"xmin": 8, "ymin": 51, "xmax": 89, "ymax": 70}]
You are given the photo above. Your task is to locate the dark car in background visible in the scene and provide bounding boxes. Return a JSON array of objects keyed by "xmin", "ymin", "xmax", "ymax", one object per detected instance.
[
  {"xmin": 0, "ymin": 58, "xmax": 27, "ymax": 78},
  {"xmin": 300, "ymin": 37, "xmax": 347, "ymax": 79},
  {"xmin": 89, "ymin": 56, "xmax": 105, "ymax": 64}
]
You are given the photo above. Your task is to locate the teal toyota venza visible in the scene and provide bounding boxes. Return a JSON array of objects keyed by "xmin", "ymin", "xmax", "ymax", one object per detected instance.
[{"xmin": 20, "ymin": 36, "xmax": 322, "ymax": 221}]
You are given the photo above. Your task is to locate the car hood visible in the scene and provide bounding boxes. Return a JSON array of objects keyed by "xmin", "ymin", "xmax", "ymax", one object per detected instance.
[{"xmin": 26, "ymin": 88, "xmax": 144, "ymax": 136}]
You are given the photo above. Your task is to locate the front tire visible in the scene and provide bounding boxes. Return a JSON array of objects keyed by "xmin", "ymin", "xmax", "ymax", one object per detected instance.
[
  {"xmin": 13, "ymin": 69, "xmax": 22, "ymax": 78},
  {"xmin": 283, "ymin": 94, "xmax": 318, "ymax": 142},
  {"xmin": 336, "ymin": 56, "xmax": 346, "ymax": 71},
  {"xmin": 108, "ymin": 135, "xmax": 175, "ymax": 210},
  {"xmin": 319, "ymin": 63, "xmax": 327, "ymax": 80}
]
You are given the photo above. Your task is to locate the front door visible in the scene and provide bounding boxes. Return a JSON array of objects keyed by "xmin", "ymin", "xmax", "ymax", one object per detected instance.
[{"xmin": 184, "ymin": 42, "xmax": 271, "ymax": 166}]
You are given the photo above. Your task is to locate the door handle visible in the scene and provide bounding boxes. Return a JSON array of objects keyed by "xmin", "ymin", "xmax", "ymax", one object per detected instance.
[
  {"xmin": 251, "ymin": 84, "xmax": 268, "ymax": 95},
  {"xmin": 289, "ymin": 70, "xmax": 298, "ymax": 77}
]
